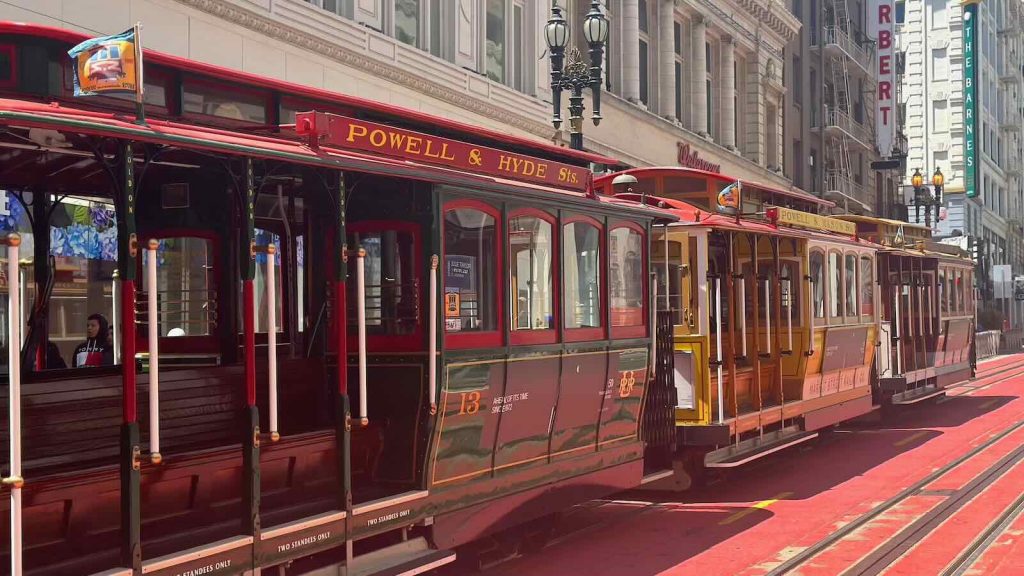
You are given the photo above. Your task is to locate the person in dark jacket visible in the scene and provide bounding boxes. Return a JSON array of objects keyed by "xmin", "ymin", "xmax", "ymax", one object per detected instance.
[{"xmin": 72, "ymin": 313, "xmax": 114, "ymax": 367}]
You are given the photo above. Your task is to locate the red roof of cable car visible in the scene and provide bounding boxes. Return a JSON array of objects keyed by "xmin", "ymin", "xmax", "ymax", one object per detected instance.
[
  {"xmin": 0, "ymin": 98, "xmax": 669, "ymax": 221},
  {"xmin": 0, "ymin": 21, "xmax": 618, "ymax": 167},
  {"xmin": 596, "ymin": 166, "xmax": 835, "ymax": 208}
]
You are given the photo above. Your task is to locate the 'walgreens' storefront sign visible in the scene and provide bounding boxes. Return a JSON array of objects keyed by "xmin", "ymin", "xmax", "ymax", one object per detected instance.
[
  {"xmin": 869, "ymin": 0, "xmax": 896, "ymax": 157},
  {"xmin": 676, "ymin": 143, "xmax": 722, "ymax": 173}
]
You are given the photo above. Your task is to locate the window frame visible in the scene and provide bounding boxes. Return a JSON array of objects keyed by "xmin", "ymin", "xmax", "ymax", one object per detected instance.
[
  {"xmin": 346, "ymin": 219, "xmax": 424, "ymax": 352},
  {"xmin": 844, "ymin": 251, "xmax": 858, "ymax": 320},
  {"xmin": 827, "ymin": 248, "xmax": 843, "ymax": 322},
  {"xmin": 442, "ymin": 199, "xmax": 504, "ymax": 349},
  {"xmin": 860, "ymin": 253, "xmax": 874, "ymax": 320},
  {"xmin": 179, "ymin": 77, "xmax": 274, "ymax": 128},
  {"xmin": 137, "ymin": 229, "xmax": 221, "ymax": 355},
  {"xmin": 810, "ymin": 248, "xmax": 826, "ymax": 320},
  {"xmin": 562, "ymin": 214, "xmax": 606, "ymax": 343},
  {"xmin": 608, "ymin": 221, "xmax": 648, "ymax": 340},
  {"xmin": 507, "ymin": 208, "xmax": 559, "ymax": 345}
]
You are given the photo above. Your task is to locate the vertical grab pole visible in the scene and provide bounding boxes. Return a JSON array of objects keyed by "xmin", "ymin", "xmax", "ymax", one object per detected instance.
[
  {"xmin": 240, "ymin": 159, "xmax": 261, "ymax": 550},
  {"xmin": 714, "ymin": 275, "xmax": 724, "ymax": 423},
  {"xmin": 112, "ymin": 269, "xmax": 120, "ymax": 364},
  {"xmin": 429, "ymin": 255, "xmax": 439, "ymax": 414},
  {"xmin": 146, "ymin": 239, "xmax": 162, "ymax": 464},
  {"xmin": 737, "ymin": 273, "xmax": 747, "ymax": 357},
  {"xmin": 806, "ymin": 272, "xmax": 815, "ymax": 357},
  {"xmin": 4, "ymin": 234, "xmax": 23, "ymax": 576},
  {"xmin": 785, "ymin": 279, "xmax": 793, "ymax": 352},
  {"xmin": 895, "ymin": 283, "xmax": 903, "ymax": 375},
  {"xmin": 356, "ymin": 247, "xmax": 369, "ymax": 425},
  {"xmin": 267, "ymin": 245, "xmax": 279, "ymax": 441},
  {"xmin": 764, "ymin": 275, "xmax": 772, "ymax": 355}
]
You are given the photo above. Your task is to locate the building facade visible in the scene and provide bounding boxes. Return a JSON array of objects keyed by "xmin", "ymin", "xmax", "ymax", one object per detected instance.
[
  {"xmin": 784, "ymin": 0, "xmax": 904, "ymax": 216},
  {"xmin": 898, "ymin": 0, "xmax": 1024, "ymax": 298},
  {"xmin": 0, "ymin": 0, "xmax": 800, "ymax": 191}
]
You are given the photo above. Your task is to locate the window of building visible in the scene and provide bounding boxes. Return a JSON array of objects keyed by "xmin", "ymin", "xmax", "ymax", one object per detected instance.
[
  {"xmin": 844, "ymin": 253, "xmax": 857, "ymax": 317},
  {"xmin": 609, "ymin": 225, "xmax": 645, "ymax": 333},
  {"xmin": 932, "ymin": 48, "xmax": 948, "ymax": 81},
  {"xmin": 639, "ymin": 0, "xmax": 650, "ymax": 106},
  {"xmin": 674, "ymin": 19, "xmax": 685, "ymax": 121},
  {"xmin": 706, "ymin": 41, "xmax": 714, "ymax": 136},
  {"xmin": 395, "ymin": 0, "xmax": 421, "ymax": 46},
  {"xmin": 895, "ymin": 1, "xmax": 906, "ymax": 24},
  {"xmin": 444, "ymin": 203, "xmax": 501, "ymax": 345},
  {"xmin": 347, "ymin": 225, "xmax": 419, "ymax": 338},
  {"xmin": 860, "ymin": 255, "xmax": 873, "ymax": 317},
  {"xmin": 485, "ymin": 0, "xmax": 506, "ymax": 83},
  {"xmin": 829, "ymin": 250, "xmax": 841, "ymax": 318},
  {"xmin": 810, "ymin": 250, "xmax": 825, "ymax": 319},
  {"xmin": 509, "ymin": 213, "xmax": 555, "ymax": 338},
  {"xmin": 563, "ymin": 219, "xmax": 603, "ymax": 338},
  {"xmin": 931, "ymin": 0, "xmax": 947, "ymax": 29},
  {"xmin": 793, "ymin": 55, "xmax": 802, "ymax": 105}
]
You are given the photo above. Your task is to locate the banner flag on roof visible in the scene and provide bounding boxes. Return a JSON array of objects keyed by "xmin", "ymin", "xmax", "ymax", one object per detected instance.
[
  {"xmin": 68, "ymin": 24, "xmax": 144, "ymax": 100},
  {"xmin": 716, "ymin": 181, "xmax": 741, "ymax": 215}
]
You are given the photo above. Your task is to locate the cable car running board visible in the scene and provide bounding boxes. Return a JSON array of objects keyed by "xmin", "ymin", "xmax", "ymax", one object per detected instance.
[
  {"xmin": 704, "ymin": 427, "xmax": 819, "ymax": 468},
  {"xmin": 640, "ymin": 469, "xmax": 676, "ymax": 485},
  {"xmin": 891, "ymin": 384, "xmax": 945, "ymax": 405},
  {"xmin": 347, "ymin": 537, "xmax": 456, "ymax": 576}
]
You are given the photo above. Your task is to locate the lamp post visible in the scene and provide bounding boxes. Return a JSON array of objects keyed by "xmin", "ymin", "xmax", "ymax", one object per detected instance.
[
  {"xmin": 545, "ymin": 1, "xmax": 609, "ymax": 151},
  {"xmin": 910, "ymin": 167, "xmax": 944, "ymax": 228}
]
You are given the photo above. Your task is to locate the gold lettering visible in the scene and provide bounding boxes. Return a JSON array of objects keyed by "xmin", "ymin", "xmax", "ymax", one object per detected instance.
[
  {"xmin": 439, "ymin": 143, "xmax": 456, "ymax": 161},
  {"xmin": 405, "ymin": 136, "xmax": 423, "ymax": 155},
  {"xmin": 388, "ymin": 131, "xmax": 407, "ymax": 150},
  {"xmin": 346, "ymin": 124, "xmax": 368, "ymax": 143},
  {"xmin": 536, "ymin": 163, "xmax": 547, "ymax": 178},
  {"xmin": 521, "ymin": 160, "xmax": 536, "ymax": 177},
  {"xmin": 369, "ymin": 129, "xmax": 387, "ymax": 147},
  {"xmin": 424, "ymin": 139, "xmax": 441, "ymax": 158},
  {"xmin": 510, "ymin": 157, "xmax": 523, "ymax": 173},
  {"xmin": 498, "ymin": 155, "xmax": 514, "ymax": 172}
]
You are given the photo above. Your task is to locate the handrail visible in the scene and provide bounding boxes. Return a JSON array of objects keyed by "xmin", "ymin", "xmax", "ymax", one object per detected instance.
[
  {"xmin": 736, "ymin": 272, "xmax": 747, "ymax": 357},
  {"xmin": 2, "ymin": 233, "xmax": 23, "ymax": 576},
  {"xmin": 356, "ymin": 247, "xmax": 368, "ymax": 426},
  {"xmin": 428, "ymin": 255, "xmax": 438, "ymax": 415},
  {"xmin": 783, "ymin": 278, "xmax": 794, "ymax": 352},
  {"xmin": 714, "ymin": 275, "xmax": 724, "ymax": 423},
  {"xmin": 764, "ymin": 276, "xmax": 772, "ymax": 356},
  {"xmin": 805, "ymin": 274, "xmax": 815, "ymax": 356},
  {"xmin": 146, "ymin": 239, "xmax": 162, "ymax": 464},
  {"xmin": 254, "ymin": 244, "xmax": 280, "ymax": 442}
]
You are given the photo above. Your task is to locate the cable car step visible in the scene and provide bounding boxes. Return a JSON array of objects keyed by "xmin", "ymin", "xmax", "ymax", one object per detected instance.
[
  {"xmin": 704, "ymin": 427, "xmax": 819, "ymax": 468},
  {"xmin": 640, "ymin": 469, "xmax": 676, "ymax": 485},
  {"xmin": 348, "ymin": 536, "xmax": 456, "ymax": 576},
  {"xmin": 891, "ymin": 384, "xmax": 945, "ymax": 405}
]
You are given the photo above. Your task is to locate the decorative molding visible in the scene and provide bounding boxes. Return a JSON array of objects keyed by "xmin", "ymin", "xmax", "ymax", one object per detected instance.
[{"xmin": 175, "ymin": 0, "xmax": 560, "ymax": 143}]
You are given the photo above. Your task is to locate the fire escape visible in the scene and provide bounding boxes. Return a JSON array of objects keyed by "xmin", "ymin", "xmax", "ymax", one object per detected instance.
[{"xmin": 812, "ymin": 0, "xmax": 876, "ymax": 213}]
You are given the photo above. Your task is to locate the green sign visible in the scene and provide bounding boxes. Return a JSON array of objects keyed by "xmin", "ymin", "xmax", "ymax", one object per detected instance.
[{"xmin": 963, "ymin": 0, "xmax": 979, "ymax": 198}]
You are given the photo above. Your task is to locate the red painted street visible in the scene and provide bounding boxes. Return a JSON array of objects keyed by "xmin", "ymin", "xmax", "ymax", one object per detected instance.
[{"xmin": 439, "ymin": 354, "xmax": 1024, "ymax": 575}]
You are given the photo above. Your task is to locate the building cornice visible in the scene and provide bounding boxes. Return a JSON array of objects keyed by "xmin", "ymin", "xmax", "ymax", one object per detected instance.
[{"xmin": 176, "ymin": 0, "xmax": 561, "ymax": 145}]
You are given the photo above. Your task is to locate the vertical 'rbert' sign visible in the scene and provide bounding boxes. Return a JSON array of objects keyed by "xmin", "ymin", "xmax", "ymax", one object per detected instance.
[
  {"xmin": 870, "ymin": 0, "xmax": 896, "ymax": 157},
  {"xmin": 963, "ymin": 0, "xmax": 979, "ymax": 198}
]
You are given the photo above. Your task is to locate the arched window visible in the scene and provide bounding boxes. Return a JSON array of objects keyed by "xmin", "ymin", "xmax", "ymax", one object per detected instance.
[
  {"xmin": 939, "ymin": 269, "xmax": 947, "ymax": 313},
  {"xmin": 609, "ymin": 224, "xmax": 646, "ymax": 337},
  {"xmin": 509, "ymin": 210, "xmax": 556, "ymax": 344},
  {"xmin": 443, "ymin": 201, "xmax": 501, "ymax": 347},
  {"xmin": 563, "ymin": 217, "xmax": 603, "ymax": 340},
  {"xmin": 845, "ymin": 252, "xmax": 858, "ymax": 317},
  {"xmin": 810, "ymin": 250, "xmax": 825, "ymax": 319}
]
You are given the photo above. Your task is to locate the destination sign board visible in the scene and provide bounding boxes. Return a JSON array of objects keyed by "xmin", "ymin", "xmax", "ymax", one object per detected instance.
[
  {"xmin": 766, "ymin": 206, "xmax": 857, "ymax": 236},
  {"xmin": 295, "ymin": 111, "xmax": 590, "ymax": 192}
]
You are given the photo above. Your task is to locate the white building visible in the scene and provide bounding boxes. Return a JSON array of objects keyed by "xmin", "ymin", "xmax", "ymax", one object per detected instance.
[
  {"xmin": 898, "ymin": 0, "xmax": 1024, "ymax": 280},
  {"xmin": 0, "ymin": 0, "xmax": 800, "ymax": 190}
]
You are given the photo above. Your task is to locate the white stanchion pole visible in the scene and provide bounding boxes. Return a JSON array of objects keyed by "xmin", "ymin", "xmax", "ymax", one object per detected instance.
[
  {"xmin": 267, "ymin": 245, "xmax": 279, "ymax": 442},
  {"xmin": 4, "ymin": 234, "xmax": 23, "ymax": 576},
  {"xmin": 147, "ymin": 239, "xmax": 162, "ymax": 464},
  {"xmin": 715, "ymin": 277, "xmax": 724, "ymax": 423},
  {"xmin": 356, "ymin": 247, "xmax": 368, "ymax": 425},
  {"xmin": 429, "ymin": 255, "xmax": 438, "ymax": 415}
]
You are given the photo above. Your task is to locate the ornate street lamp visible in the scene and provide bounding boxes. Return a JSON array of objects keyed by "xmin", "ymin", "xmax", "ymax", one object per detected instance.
[
  {"xmin": 911, "ymin": 168, "xmax": 925, "ymax": 223},
  {"xmin": 911, "ymin": 167, "xmax": 945, "ymax": 228},
  {"xmin": 545, "ymin": 1, "xmax": 609, "ymax": 151}
]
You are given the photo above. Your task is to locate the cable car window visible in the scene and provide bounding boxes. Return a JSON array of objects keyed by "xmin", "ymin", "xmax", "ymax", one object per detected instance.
[
  {"xmin": 948, "ymin": 272, "xmax": 956, "ymax": 314},
  {"xmin": 444, "ymin": 207, "xmax": 498, "ymax": 334},
  {"xmin": 509, "ymin": 214, "xmax": 554, "ymax": 332},
  {"xmin": 254, "ymin": 229, "xmax": 283, "ymax": 334},
  {"xmin": 939, "ymin": 269, "xmax": 947, "ymax": 313},
  {"xmin": 828, "ymin": 250, "xmax": 841, "ymax": 319},
  {"xmin": 563, "ymin": 221, "xmax": 602, "ymax": 331},
  {"xmin": 844, "ymin": 253, "xmax": 857, "ymax": 318},
  {"xmin": 182, "ymin": 82, "xmax": 267, "ymax": 124},
  {"xmin": 957, "ymin": 269, "xmax": 965, "ymax": 314},
  {"xmin": 859, "ymin": 255, "xmax": 873, "ymax": 317},
  {"xmin": 296, "ymin": 234, "xmax": 305, "ymax": 333},
  {"xmin": 810, "ymin": 250, "xmax": 825, "ymax": 319},
  {"xmin": 348, "ymin": 228, "xmax": 418, "ymax": 336},
  {"xmin": 781, "ymin": 260, "xmax": 800, "ymax": 323},
  {"xmin": 143, "ymin": 236, "xmax": 216, "ymax": 338},
  {"xmin": 610, "ymin": 226, "xmax": 645, "ymax": 328}
]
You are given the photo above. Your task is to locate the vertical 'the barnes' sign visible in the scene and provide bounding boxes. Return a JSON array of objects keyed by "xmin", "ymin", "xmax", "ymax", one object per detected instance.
[{"xmin": 963, "ymin": 0, "xmax": 979, "ymax": 198}]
